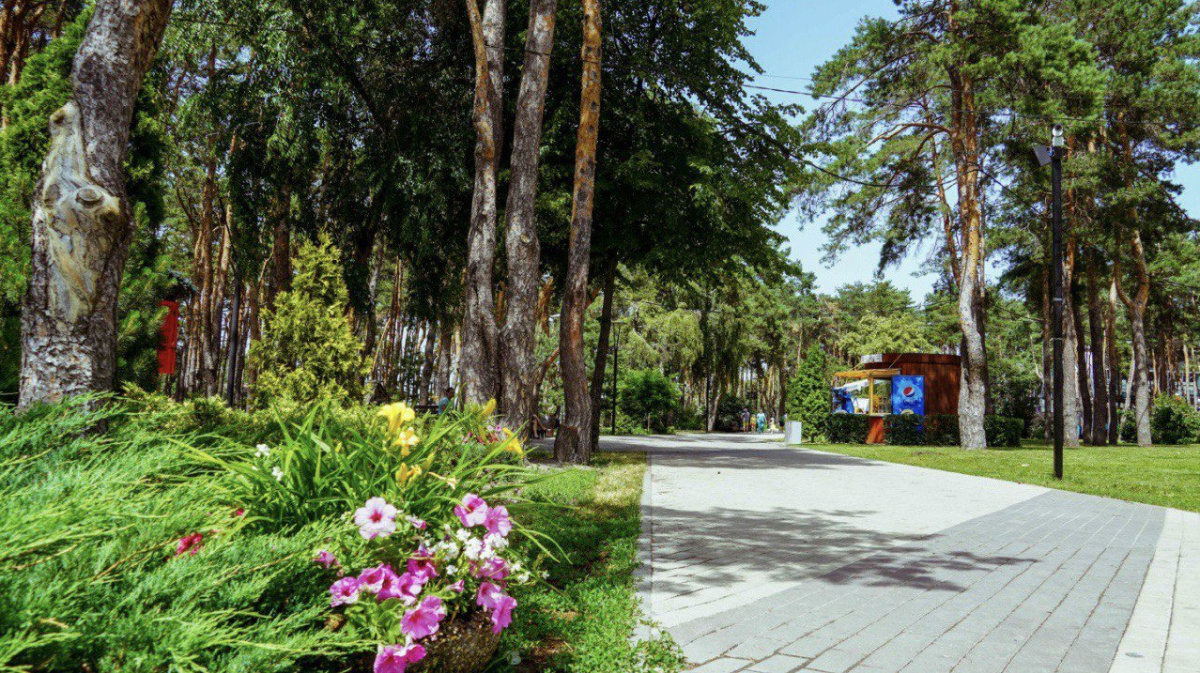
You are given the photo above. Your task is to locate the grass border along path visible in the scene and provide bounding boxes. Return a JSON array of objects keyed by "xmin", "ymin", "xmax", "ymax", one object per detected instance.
[
  {"xmin": 809, "ymin": 441, "xmax": 1200, "ymax": 513},
  {"xmin": 507, "ymin": 452, "xmax": 684, "ymax": 673}
]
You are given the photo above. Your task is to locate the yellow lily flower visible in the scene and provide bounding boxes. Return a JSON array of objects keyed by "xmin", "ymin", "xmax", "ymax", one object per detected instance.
[
  {"xmin": 396, "ymin": 463, "xmax": 423, "ymax": 486},
  {"xmin": 378, "ymin": 402, "xmax": 417, "ymax": 434},
  {"xmin": 394, "ymin": 426, "xmax": 421, "ymax": 456}
]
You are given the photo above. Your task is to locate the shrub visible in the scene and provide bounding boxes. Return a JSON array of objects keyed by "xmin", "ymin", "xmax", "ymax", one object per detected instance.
[
  {"xmin": 925, "ymin": 414, "xmax": 960, "ymax": 446},
  {"xmin": 1151, "ymin": 395, "xmax": 1199, "ymax": 445},
  {"xmin": 249, "ymin": 236, "xmax": 368, "ymax": 408},
  {"xmin": 884, "ymin": 414, "xmax": 924, "ymax": 445},
  {"xmin": 617, "ymin": 369, "xmax": 680, "ymax": 433},
  {"xmin": 984, "ymin": 416, "xmax": 1024, "ymax": 448},
  {"xmin": 787, "ymin": 345, "xmax": 830, "ymax": 440},
  {"xmin": 714, "ymin": 395, "xmax": 748, "ymax": 432},
  {"xmin": 827, "ymin": 413, "xmax": 869, "ymax": 443}
]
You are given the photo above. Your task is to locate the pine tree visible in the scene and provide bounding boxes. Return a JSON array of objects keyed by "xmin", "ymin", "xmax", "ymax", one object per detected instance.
[
  {"xmin": 250, "ymin": 237, "xmax": 367, "ymax": 407},
  {"xmin": 787, "ymin": 344, "xmax": 830, "ymax": 442}
]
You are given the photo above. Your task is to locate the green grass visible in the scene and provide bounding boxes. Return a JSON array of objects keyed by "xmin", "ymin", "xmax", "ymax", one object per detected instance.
[
  {"xmin": 809, "ymin": 441, "xmax": 1200, "ymax": 513},
  {"xmin": 503, "ymin": 452, "xmax": 684, "ymax": 673}
]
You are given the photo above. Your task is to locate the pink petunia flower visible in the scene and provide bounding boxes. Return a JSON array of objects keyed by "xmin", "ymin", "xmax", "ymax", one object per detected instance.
[
  {"xmin": 476, "ymin": 581, "xmax": 503, "ymax": 611},
  {"xmin": 373, "ymin": 643, "xmax": 427, "ymax": 673},
  {"xmin": 484, "ymin": 505, "xmax": 512, "ymax": 537},
  {"xmin": 175, "ymin": 532, "xmax": 204, "ymax": 557},
  {"xmin": 314, "ymin": 550, "xmax": 338, "ymax": 569},
  {"xmin": 407, "ymin": 556, "xmax": 438, "ymax": 583},
  {"xmin": 382, "ymin": 571, "xmax": 425, "ymax": 605},
  {"xmin": 489, "ymin": 593, "xmax": 517, "ymax": 633},
  {"xmin": 400, "ymin": 596, "xmax": 446, "ymax": 639},
  {"xmin": 354, "ymin": 497, "xmax": 398, "ymax": 540},
  {"xmin": 407, "ymin": 515, "xmax": 428, "ymax": 531},
  {"xmin": 330, "ymin": 576, "xmax": 362, "ymax": 607},
  {"xmin": 358, "ymin": 564, "xmax": 398, "ymax": 594},
  {"xmin": 454, "ymin": 493, "xmax": 489, "ymax": 528},
  {"xmin": 449, "ymin": 580, "xmax": 465, "ymax": 593},
  {"xmin": 473, "ymin": 557, "xmax": 509, "ymax": 581}
]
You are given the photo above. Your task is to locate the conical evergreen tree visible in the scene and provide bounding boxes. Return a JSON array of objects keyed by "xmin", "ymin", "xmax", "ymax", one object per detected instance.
[
  {"xmin": 787, "ymin": 344, "xmax": 830, "ymax": 441},
  {"xmin": 250, "ymin": 236, "xmax": 367, "ymax": 407}
]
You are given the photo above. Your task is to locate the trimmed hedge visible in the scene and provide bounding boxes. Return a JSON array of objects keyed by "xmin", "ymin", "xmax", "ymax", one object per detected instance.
[
  {"xmin": 827, "ymin": 413, "xmax": 869, "ymax": 444},
  {"xmin": 826, "ymin": 413, "xmax": 1024, "ymax": 447},
  {"xmin": 925, "ymin": 414, "xmax": 960, "ymax": 446},
  {"xmin": 883, "ymin": 414, "xmax": 924, "ymax": 445}
]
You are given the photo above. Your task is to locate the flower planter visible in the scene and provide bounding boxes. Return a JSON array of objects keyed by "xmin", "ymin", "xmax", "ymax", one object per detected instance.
[{"xmin": 409, "ymin": 610, "xmax": 501, "ymax": 673}]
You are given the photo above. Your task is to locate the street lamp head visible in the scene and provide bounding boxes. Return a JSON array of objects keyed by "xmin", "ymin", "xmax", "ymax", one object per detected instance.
[{"xmin": 1052, "ymin": 124, "xmax": 1065, "ymax": 148}]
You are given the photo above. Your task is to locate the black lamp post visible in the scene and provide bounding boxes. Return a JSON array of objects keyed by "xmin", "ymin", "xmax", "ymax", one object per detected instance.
[{"xmin": 1037, "ymin": 124, "xmax": 1067, "ymax": 480}]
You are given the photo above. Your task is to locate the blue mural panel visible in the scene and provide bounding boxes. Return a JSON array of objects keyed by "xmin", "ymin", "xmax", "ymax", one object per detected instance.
[{"xmin": 892, "ymin": 375, "xmax": 926, "ymax": 416}]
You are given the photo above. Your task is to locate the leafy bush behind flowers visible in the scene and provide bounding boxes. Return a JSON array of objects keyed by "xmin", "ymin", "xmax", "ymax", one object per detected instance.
[{"xmin": 0, "ymin": 395, "xmax": 546, "ymax": 673}]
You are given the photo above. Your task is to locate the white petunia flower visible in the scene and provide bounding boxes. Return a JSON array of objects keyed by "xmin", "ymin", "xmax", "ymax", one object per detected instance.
[
  {"xmin": 463, "ymin": 538, "xmax": 484, "ymax": 561},
  {"xmin": 256, "ymin": 444, "xmax": 271, "ymax": 457},
  {"xmin": 271, "ymin": 466, "xmax": 284, "ymax": 481}
]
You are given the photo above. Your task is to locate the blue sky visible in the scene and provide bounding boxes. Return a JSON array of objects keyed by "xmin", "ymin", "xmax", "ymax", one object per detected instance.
[{"xmin": 744, "ymin": 0, "xmax": 1200, "ymax": 299}]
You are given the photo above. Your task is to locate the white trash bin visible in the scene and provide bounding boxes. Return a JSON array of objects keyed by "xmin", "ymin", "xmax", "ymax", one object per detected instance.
[{"xmin": 785, "ymin": 420, "xmax": 803, "ymax": 445}]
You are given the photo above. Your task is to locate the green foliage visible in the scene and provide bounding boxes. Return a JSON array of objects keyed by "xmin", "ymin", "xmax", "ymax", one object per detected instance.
[
  {"xmin": 1151, "ymin": 396, "xmax": 1200, "ymax": 445},
  {"xmin": 884, "ymin": 414, "xmax": 925, "ymax": 446},
  {"xmin": 827, "ymin": 414, "xmax": 869, "ymax": 444},
  {"xmin": 714, "ymin": 395, "xmax": 748, "ymax": 432},
  {"xmin": 0, "ymin": 397, "xmax": 358, "ymax": 672},
  {"xmin": 984, "ymin": 416, "xmax": 1025, "ymax": 449},
  {"xmin": 787, "ymin": 345, "xmax": 830, "ymax": 440},
  {"xmin": 837, "ymin": 313, "xmax": 936, "ymax": 360},
  {"xmin": 618, "ymin": 369, "xmax": 680, "ymax": 433},
  {"xmin": 250, "ymin": 237, "xmax": 367, "ymax": 407}
]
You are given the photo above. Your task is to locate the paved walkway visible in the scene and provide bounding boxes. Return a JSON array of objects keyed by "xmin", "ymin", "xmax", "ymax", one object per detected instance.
[{"xmin": 603, "ymin": 434, "xmax": 1200, "ymax": 673}]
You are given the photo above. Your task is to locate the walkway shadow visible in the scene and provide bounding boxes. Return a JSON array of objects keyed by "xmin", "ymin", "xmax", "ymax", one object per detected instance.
[{"xmin": 647, "ymin": 503, "xmax": 1036, "ymax": 595}]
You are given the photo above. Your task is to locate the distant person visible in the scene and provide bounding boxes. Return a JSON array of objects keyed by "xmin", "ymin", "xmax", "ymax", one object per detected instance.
[
  {"xmin": 756, "ymin": 411, "xmax": 766, "ymax": 433},
  {"xmin": 741, "ymin": 408, "xmax": 751, "ymax": 432},
  {"xmin": 438, "ymin": 387, "xmax": 455, "ymax": 414}
]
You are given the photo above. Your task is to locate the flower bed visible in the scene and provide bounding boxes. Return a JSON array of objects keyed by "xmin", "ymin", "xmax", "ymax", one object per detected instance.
[{"xmin": 0, "ymin": 395, "xmax": 548, "ymax": 673}]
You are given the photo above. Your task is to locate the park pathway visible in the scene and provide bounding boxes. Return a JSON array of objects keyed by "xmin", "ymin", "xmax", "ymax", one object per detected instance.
[{"xmin": 602, "ymin": 434, "xmax": 1200, "ymax": 673}]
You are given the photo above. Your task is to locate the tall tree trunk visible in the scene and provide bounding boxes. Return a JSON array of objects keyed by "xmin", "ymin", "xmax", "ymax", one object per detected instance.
[
  {"xmin": 18, "ymin": 0, "xmax": 173, "ymax": 407},
  {"xmin": 947, "ymin": 67, "xmax": 988, "ymax": 449},
  {"xmin": 434, "ymin": 319, "xmax": 455, "ymax": 396},
  {"xmin": 1116, "ymin": 241, "xmax": 1153, "ymax": 446},
  {"xmin": 588, "ymin": 258, "xmax": 617, "ymax": 449},
  {"xmin": 1086, "ymin": 259, "xmax": 1109, "ymax": 445},
  {"xmin": 418, "ymin": 323, "xmax": 436, "ymax": 405},
  {"xmin": 1061, "ymin": 240, "xmax": 1083, "ymax": 448},
  {"xmin": 461, "ymin": 0, "xmax": 505, "ymax": 406},
  {"xmin": 1106, "ymin": 274, "xmax": 1121, "ymax": 444},
  {"xmin": 500, "ymin": 0, "xmax": 557, "ymax": 434},
  {"xmin": 553, "ymin": 0, "xmax": 601, "ymax": 464},
  {"xmin": 268, "ymin": 190, "xmax": 292, "ymax": 308}
]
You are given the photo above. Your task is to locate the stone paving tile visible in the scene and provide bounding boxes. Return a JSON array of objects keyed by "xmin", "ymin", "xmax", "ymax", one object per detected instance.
[{"xmin": 610, "ymin": 435, "xmax": 1191, "ymax": 673}]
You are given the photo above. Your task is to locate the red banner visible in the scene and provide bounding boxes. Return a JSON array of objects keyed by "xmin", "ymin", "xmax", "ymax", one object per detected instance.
[{"xmin": 157, "ymin": 300, "xmax": 179, "ymax": 375}]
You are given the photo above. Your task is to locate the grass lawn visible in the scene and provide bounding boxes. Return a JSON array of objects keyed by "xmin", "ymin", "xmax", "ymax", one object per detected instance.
[
  {"xmin": 809, "ymin": 442, "xmax": 1200, "ymax": 513},
  {"xmin": 510, "ymin": 452, "xmax": 683, "ymax": 673}
]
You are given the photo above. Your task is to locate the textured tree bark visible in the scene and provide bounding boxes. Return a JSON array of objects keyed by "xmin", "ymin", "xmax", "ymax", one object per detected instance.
[
  {"xmin": 1116, "ymin": 237, "xmax": 1153, "ymax": 446},
  {"xmin": 418, "ymin": 323, "xmax": 436, "ymax": 405},
  {"xmin": 461, "ymin": 0, "xmax": 506, "ymax": 406},
  {"xmin": 1106, "ymin": 274, "xmax": 1121, "ymax": 444},
  {"xmin": 1061, "ymin": 238, "xmax": 1083, "ymax": 448},
  {"xmin": 588, "ymin": 259, "xmax": 617, "ymax": 449},
  {"xmin": 1086, "ymin": 259, "xmax": 1110, "ymax": 445},
  {"xmin": 554, "ymin": 0, "xmax": 601, "ymax": 464},
  {"xmin": 500, "ymin": 0, "xmax": 557, "ymax": 434},
  {"xmin": 268, "ymin": 192, "xmax": 292, "ymax": 308},
  {"xmin": 18, "ymin": 0, "xmax": 173, "ymax": 407},
  {"xmin": 943, "ymin": 63, "xmax": 989, "ymax": 449}
]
